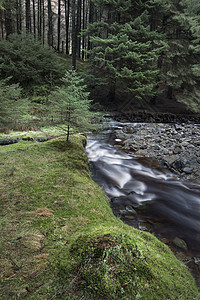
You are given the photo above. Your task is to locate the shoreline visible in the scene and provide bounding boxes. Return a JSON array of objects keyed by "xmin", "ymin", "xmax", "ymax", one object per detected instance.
[{"xmin": 114, "ymin": 122, "xmax": 200, "ymax": 184}]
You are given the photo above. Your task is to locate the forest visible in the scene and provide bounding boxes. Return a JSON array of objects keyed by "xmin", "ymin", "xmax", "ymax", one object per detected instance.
[
  {"xmin": 1, "ymin": 1, "xmax": 200, "ymax": 299},
  {"xmin": 0, "ymin": 0, "xmax": 200, "ymax": 121}
]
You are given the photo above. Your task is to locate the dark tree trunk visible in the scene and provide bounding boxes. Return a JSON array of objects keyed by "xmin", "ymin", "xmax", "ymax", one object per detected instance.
[
  {"xmin": 25, "ymin": 0, "xmax": 32, "ymax": 33},
  {"xmin": 72, "ymin": 0, "xmax": 77, "ymax": 69},
  {"xmin": 47, "ymin": 0, "xmax": 53, "ymax": 47},
  {"xmin": 32, "ymin": 0, "xmax": 36, "ymax": 37},
  {"xmin": 167, "ymin": 86, "xmax": 173, "ymax": 99},
  {"xmin": 107, "ymin": 78, "xmax": 116, "ymax": 102},
  {"xmin": 42, "ymin": 0, "xmax": 45, "ymax": 44},
  {"xmin": 4, "ymin": 2, "xmax": 13, "ymax": 38},
  {"xmin": 16, "ymin": 0, "xmax": 22, "ymax": 34},
  {"xmin": 87, "ymin": 1, "xmax": 94, "ymax": 53},
  {"xmin": 81, "ymin": 0, "xmax": 85, "ymax": 59},
  {"xmin": 57, "ymin": 0, "xmax": 61, "ymax": 52},
  {"xmin": 0, "ymin": 10, "xmax": 4, "ymax": 40},
  {"xmin": 76, "ymin": 0, "xmax": 81, "ymax": 58},
  {"xmin": 64, "ymin": 0, "xmax": 70, "ymax": 55},
  {"xmin": 38, "ymin": 0, "xmax": 42, "ymax": 39}
]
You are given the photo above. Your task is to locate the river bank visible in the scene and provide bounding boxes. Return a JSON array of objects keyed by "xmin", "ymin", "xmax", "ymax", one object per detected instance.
[
  {"xmin": 114, "ymin": 122, "xmax": 200, "ymax": 184},
  {"xmin": 0, "ymin": 131, "xmax": 199, "ymax": 299}
]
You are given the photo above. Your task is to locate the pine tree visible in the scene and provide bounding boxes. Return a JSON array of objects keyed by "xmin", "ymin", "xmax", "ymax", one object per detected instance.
[
  {"xmin": 85, "ymin": 0, "xmax": 164, "ymax": 101},
  {"xmin": 49, "ymin": 70, "xmax": 93, "ymax": 141},
  {"xmin": 0, "ymin": 33, "xmax": 65, "ymax": 87},
  {"xmin": 160, "ymin": 0, "xmax": 200, "ymax": 112},
  {"xmin": 0, "ymin": 78, "xmax": 29, "ymax": 130}
]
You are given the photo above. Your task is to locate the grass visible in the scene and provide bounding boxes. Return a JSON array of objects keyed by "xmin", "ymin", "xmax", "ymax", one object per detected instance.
[{"xmin": 0, "ymin": 133, "xmax": 199, "ymax": 299}]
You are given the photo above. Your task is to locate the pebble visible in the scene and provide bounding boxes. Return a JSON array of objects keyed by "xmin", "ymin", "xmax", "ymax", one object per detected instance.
[{"xmin": 114, "ymin": 123, "xmax": 200, "ymax": 183}]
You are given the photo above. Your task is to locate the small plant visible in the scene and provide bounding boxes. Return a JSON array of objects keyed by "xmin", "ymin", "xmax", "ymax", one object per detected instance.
[{"xmin": 48, "ymin": 70, "xmax": 93, "ymax": 141}]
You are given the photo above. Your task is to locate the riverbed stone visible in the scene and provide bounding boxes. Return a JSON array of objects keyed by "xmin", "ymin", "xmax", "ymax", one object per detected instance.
[
  {"xmin": 183, "ymin": 167, "xmax": 193, "ymax": 174},
  {"xmin": 114, "ymin": 122, "xmax": 200, "ymax": 183},
  {"xmin": 173, "ymin": 237, "xmax": 188, "ymax": 251}
]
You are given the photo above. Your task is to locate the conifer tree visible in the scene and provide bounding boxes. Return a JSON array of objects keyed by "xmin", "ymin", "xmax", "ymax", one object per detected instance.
[
  {"xmin": 160, "ymin": 0, "xmax": 200, "ymax": 112},
  {"xmin": 0, "ymin": 33, "xmax": 65, "ymax": 87},
  {"xmin": 85, "ymin": 0, "xmax": 164, "ymax": 102},
  {"xmin": 49, "ymin": 70, "xmax": 93, "ymax": 141},
  {"xmin": 0, "ymin": 79, "xmax": 29, "ymax": 130}
]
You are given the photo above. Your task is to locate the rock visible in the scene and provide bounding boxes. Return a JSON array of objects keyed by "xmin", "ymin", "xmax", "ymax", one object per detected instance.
[
  {"xmin": 172, "ymin": 159, "xmax": 185, "ymax": 172},
  {"xmin": 183, "ymin": 167, "xmax": 193, "ymax": 174},
  {"xmin": 119, "ymin": 206, "xmax": 137, "ymax": 216},
  {"xmin": 173, "ymin": 146, "xmax": 181, "ymax": 154},
  {"xmin": 0, "ymin": 138, "xmax": 20, "ymax": 145},
  {"xmin": 180, "ymin": 141, "xmax": 189, "ymax": 147},
  {"xmin": 114, "ymin": 121, "xmax": 200, "ymax": 183},
  {"xmin": 163, "ymin": 155, "xmax": 178, "ymax": 165},
  {"xmin": 173, "ymin": 237, "xmax": 188, "ymax": 251}
]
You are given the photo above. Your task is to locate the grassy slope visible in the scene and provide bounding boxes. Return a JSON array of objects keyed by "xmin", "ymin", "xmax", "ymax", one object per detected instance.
[{"xmin": 0, "ymin": 134, "xmax": 199, "ymax": 299}]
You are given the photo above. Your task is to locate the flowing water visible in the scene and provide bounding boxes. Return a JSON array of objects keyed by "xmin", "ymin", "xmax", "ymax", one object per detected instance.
[{"xmin": 86, "ymin": 123, "xmax": 200, "ymax": 256}]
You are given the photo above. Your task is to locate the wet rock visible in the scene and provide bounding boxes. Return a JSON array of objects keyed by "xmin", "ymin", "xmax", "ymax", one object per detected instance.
[
  {"xmin": 34, "ymin": 137, "xmax": 48, "ymax": 142},
  {"xmin": 163, "ymin": 155, "xmax": 178, "ymax": 165},
  {"xmin": 173, "ymin": 237, "xmax": 188, "ymax": 251},
  {"xmin": 183, "ymin": 167, "xmax": 193, "ymax": 174},
  {"xmin": 172, "ymin": 159, "xmax": 185, "ymax": 172},
  {"xmin": 114, "ymin": 122, "xmax": 200, "ymax": 183},
  {"xmin": 0, "ymin": 138, "xmax": 20, "ymax": 145},
  {"xmin": 173, "ymin": 146, "xmax": 181, "ymax": 154},
  {"xmin": 119, "ymin": 206, "xmax": 136, "ymax": 217}
]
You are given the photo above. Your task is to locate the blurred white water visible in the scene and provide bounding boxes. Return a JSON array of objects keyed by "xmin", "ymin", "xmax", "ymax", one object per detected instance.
[{"xmin": 86, "ymin": 126, "xmax": 200, "ymax": 253}]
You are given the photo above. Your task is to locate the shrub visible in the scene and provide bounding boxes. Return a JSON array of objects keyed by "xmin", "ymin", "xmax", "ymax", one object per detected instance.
[
  {"xmin": 0, "ymin": 33, "xmax": 65, "ymax": 88},
  {"xmin": 0, "ymin": 78, "xmax": 29, "ymax": 130}
]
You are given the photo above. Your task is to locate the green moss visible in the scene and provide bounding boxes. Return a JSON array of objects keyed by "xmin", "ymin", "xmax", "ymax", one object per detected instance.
[{"xmin": 0, "ymin": 134, "xmax": 199, "ymax": 299}]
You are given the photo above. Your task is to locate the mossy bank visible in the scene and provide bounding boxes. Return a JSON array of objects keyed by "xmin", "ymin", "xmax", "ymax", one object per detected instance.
[{"xmin": 0, "ymin": 133, "xmax": 199, "ymax": 299}]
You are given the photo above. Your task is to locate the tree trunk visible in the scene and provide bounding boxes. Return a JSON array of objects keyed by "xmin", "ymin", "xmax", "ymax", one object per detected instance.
[
  {"xmin": 72, "ymin": 0, "xmax": 77, "ymax": 69},
  {"xmin": 167, "ymin": 86, "xmax": 173, "ymax": 99},
  {"xmin": 107, "ymin": 78, "xmax": 116, "ymax": 102},
  {"xmin": 64, "ymin": 0, "xmax": 70, "ymax": 55},
  {"xmin": 42, "ymin": 0, "xmax": 45, "ymax": 44},
  {"xmin": 87, "ymin": 1, "xmax": 94, "ymax": 54},
  {"xmin": 57, "ymin": 0, "xmax": 61, "ymax": 52},
  {"xmin": 32, "ymin": 0, "xmax": 36, "ymax": 37},
  {"xmin": 25, "ymin": 0, "xmax": 31, "ymax": 33},
  {"xmin": 38, "ymin": 0, "xmax": 42, "ymax": 39},
  {"xmin": 4, "ymin": 2, "xmax": 13, "ymax": 38},
  {"xmin": 81, "ymin": 0, "xmax": 85, "ymax": 59},
  {"xmin": 47, "ymin": 0, "xmax": 53, "ymax": 47},
  {"xmin": 0, "ymin": 9, "xmax": 4, "ymax": 40},
  {"xmin": 76, "ymin": 0, "xmax": 81, "ymax": 58},
  {"xmin": 16, "ymin": 0, "xmax": 22, "ymax": 34}
]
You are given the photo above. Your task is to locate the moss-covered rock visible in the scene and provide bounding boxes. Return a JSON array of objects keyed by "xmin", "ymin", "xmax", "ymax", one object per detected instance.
[{"xmin": 58, "ymin": 230, "xmax": 199, "ymax": 299}]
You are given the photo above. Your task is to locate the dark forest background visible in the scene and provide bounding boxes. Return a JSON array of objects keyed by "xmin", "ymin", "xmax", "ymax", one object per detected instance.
[{"xmin": 0, "ymin": 0, "xmax": 200, "ymax": 116}]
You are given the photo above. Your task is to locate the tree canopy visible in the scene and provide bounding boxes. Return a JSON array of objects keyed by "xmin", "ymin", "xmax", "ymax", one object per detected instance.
[{"xmin": 0, "ymin": 0, "xmax": 200, "ymax": 111}]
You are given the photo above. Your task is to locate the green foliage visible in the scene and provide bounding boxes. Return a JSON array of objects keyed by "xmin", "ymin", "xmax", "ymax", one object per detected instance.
[
  {"xmin": 25, "ymin": 84, "xmax": 50, "ymax": 104},
  {"xmin": 48, "ymin": 70, "xmax": 93, "ymax": 141},
  {"xmin": 85, "ymin": 0, "xmax": 164, "ymax": 101},
  {"xmin": 0, "ymin": 78, "xmax": 29, "ymax": 130},
  {"xmin": 0, "ymin": 0, "xmax": 4, "ymax": 9},
  {"xmin": 151, "ymin": 0, "xmax": 200, "ymax": 112},
  {"xmin": 0, "ymin": 33, "xmax": 65, "ymax": 88}
]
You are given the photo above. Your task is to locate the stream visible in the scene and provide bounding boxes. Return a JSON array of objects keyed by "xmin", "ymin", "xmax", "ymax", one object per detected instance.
[{"xmin": 86, "ymin": 122, "xmax": 200, "ymax": 259}]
